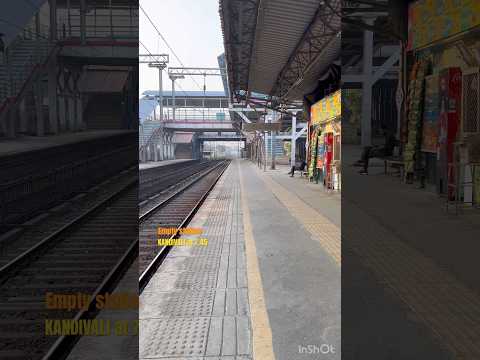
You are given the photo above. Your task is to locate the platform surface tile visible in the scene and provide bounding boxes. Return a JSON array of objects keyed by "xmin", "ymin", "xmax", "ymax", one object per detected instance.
[
  {"xmin": 139, "ymin": 159, "xmax": 192, "ymax": 170},
  {"xmin": 0, "ymin": 130, "xmax": 133, "ymax": 157},
  {"xmin": 140, "ymin": 159, "xmax": 342, "ymax": 360},
  {"xmin": 239, "ymin": 161, "xmax": 341, "ymax": 360},
  {"xmin": 341, "ymin": 145, "xmax": 480, "ymax": 359},
  {"xmin": 140, "ymin": 161, "xmax": 251, "ymax": 360},
  {"xmin": 67, "ymin": 260, "xmax": 139, "ymax": 360}
]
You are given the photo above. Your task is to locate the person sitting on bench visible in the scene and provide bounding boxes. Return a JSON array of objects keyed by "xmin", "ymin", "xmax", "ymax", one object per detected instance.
[
  {"xmin": 288, "ymin": 160, "xmax": 307, "ymax": 177},
  {"xmin": 355, "ymin": 128, "xmax": 397, "ymax": 175}
]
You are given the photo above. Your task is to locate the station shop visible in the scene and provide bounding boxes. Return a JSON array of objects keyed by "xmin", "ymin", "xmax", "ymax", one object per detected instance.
[
  {"xmin": 402, "ymin": 0, "xmax": 480, "ymax": 207},
  {"xmin": 306, "ymin": 90, "xmax": 341, "ymax": 190}
]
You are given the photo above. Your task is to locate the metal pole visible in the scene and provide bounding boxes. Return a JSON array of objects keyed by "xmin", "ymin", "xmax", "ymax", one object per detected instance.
[
  {"xmin": 264, "ymin": 130, "xmax": 267, "ymax": 171},
  {"xmin": 361, "ymin": 17, "xmax": 375, "ymax": 147},
  {"xmin": 271, "ymin": 111, "xmax": 276, "ymax": 170},
  {"xmin": 80, "ymin": 0, "xmax": 86, "ymax": 44},
  {"xmin": 291, "ymin": 114, "xmax": 297, "ymax": 167},
  {"xmin": 172, "ymin": 78, "xmax": 175, "ymax": 121},
  {"xmin": 159, "ymin": 68, "xmax": 163, "ymax": 122}
]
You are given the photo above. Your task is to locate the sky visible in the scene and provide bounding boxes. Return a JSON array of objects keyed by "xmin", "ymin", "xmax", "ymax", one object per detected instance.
[{"xmin": 139, "ymin": 0, "xmax": 226, "ymax": 96}]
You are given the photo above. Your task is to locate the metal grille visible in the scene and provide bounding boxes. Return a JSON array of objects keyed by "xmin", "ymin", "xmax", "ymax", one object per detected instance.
[{"xmin": 463, "ymin": 71, "xmax": 479, "ymax": 133}]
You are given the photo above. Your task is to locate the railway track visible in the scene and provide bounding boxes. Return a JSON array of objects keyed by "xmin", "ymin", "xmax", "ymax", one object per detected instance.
[
  {"xmin": 139, "ymin": 160, "xmax": 230, "ymax": 291},
  {"xmin": 0, "ymin": 177, "xmax": 138, "ymax": 360},
  {"xmin": 139, "ymin": 160, "xmax": 216, "ymax": 202},
  {"xmin": 0, "ymin": 159, "xmax": 229, "ymax": 358}
]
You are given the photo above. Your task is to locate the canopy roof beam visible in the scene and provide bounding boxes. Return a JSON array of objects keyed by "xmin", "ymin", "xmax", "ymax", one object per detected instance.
[{"xmin": 271, "ymin": 0, "xmax": 341, "ymax": 100}]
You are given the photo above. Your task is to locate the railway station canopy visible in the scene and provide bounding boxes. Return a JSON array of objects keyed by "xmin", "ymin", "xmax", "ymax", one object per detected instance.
[{"xmin": 219, "ymin": 0, "xmax": 341, "ymax": 109}]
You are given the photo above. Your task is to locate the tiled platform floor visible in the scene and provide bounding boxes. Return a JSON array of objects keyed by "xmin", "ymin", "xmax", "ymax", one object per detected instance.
[
  {"xmin": 341, "ymin": 145, "xmax": 480, "ymax": 359},
  {"xmin": 140, "ymin": 160, "xmax": 341, "ymax": 360},
  {"xmin": 140, "ymin": 161, "xmax": 251, "ymax": 360}
]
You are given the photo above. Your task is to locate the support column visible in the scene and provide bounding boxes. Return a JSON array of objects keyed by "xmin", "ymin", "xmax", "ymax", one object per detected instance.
[
  {"xmin": 163, "ymin": 133, "xmax": 168, "ymax": 160},
  {"xmin": 73, "ymin": 68, "xmax": 84, "ymax": 130},
  {"xmin": 80, "ymin": 0, "xmax": 86, "ymax": 44},
  {"xmin": 361, "ymin": 18, "xmax": 375, "ymax": 147},
  {"xmin": 158, "ymin": 132, "xmax": 164, "ymax": 160},
  {"xmin": 172, "ymin": 78, "xmax": 176, "ymax": 121},
  {"xmin": 48, "ymin": 54, "xmax": 58, "ymax": 133},
  {"xmin": 6, "ymin": 104, "xmax": 17, "ymax": 138},
  {"xmin": 49, "ymin": 0, "xmax": 57, "ymax": 41},
  {"xmin": 68, "ymin": 96, "xmax": 76, "ymax": 131},
  {"xmin": 33, "ymin": 74, "xmax": 44, "ymax": 136},
  {"xmin": 290, "ymin": 114, "xmax": 297, "ymax": 166},
  {"xmin": 19, "ymin": 98, "xmax": 28, "ymax": 133},
  {"xmin": 271, "ymin": 111, "xmax": 276, "ymax": 169},
  {"xmin": 153, "ymin": 141, "xmax": 159, "ymax": 162}
]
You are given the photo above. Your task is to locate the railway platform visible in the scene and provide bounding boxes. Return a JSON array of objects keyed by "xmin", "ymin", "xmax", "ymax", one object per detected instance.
[
  {"xmin": 342, "ymin": 144, "xmax": 480, "ymax": 359},
  {"xmin": 0, "ymin": 130, "xmax": 133, "ymax": 158},
  {"xmin": 139, "ymin": 159, "xmax": 192, "ymax": 170},
  {"xmin": 140, "ymin": 159, "xmax": 341, "ymax": 360}
]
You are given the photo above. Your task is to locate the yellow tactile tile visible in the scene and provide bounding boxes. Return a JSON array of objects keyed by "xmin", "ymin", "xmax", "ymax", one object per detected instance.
[
  {"xmin": 343, "ymin": 202, "xmax": 480, "ymax": 359},
  {"xmin": 254, "ymin": 164, "xmax": 480, "ymax": 358},
  {"xmin": 254, "ymin": 165, "xmax": 341, "ymax": 266},
  {"xmin": 238, "ymin": 162, "xmax": 276, "ymax": 360}
]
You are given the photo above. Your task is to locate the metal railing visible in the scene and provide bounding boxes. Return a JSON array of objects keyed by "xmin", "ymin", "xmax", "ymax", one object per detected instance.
[{"xmin": 57, "ymin": 5, "xmax": 138, "ymax": 40}]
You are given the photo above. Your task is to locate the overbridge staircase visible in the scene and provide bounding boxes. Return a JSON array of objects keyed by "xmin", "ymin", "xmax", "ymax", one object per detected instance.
[{"xmin": 0, "ymin": 18, "xmax": 57, "ymax": 136}]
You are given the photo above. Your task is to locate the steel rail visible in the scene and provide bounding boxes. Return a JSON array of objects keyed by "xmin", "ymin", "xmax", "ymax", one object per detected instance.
[
  {"xmin": 40, "ymin": 161, "xmax": 227, "ymax": 358},
  {"xmin": 0, "ymin": 175, "xmax": 138, "ymax": 360},
  {"xmin": 0, "ymin": 176, "xmax": 137, "ymax": 278},
  {"xmin": 139, "ymin": 160, "xmax": 230, "ymax": 292},
  {"xmin": 139, "ymin": 160, "xmax": 225, "ymax": 219}
]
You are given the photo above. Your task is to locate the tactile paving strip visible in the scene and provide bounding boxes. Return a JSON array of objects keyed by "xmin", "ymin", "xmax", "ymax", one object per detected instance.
[
  {"xmin": 344, "ymin": 202, "xmax": 480, "ymax": 358},
  {"xmin": 141, "ymin": 289, "xmax": 215, "ymax": 318},
  {"xmin": 140, "ymin": 164, "xmax": 252, "ymax": 359},
  {"xmin": 140, "ymin": 317, "xmax": 209, "ymax": 358},
  {"xmin": 259, "ymin": 168, "xmax": 341, "ymax": 265}
]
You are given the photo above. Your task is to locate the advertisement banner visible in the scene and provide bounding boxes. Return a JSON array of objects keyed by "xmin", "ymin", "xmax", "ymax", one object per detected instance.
[
  {"xmin": 421, "ymin": 75, "xmax": 440, "ymax": 153},
  {"xmin": 408, "ymin": 0, "xmax": 480, "ymax": 50},
  {"xmin": 311, "ymin": 90, "xmax": 341, "ymax": 125}
]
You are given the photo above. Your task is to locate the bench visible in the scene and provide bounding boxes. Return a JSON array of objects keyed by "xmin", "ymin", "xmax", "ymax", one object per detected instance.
[{"xmin": 383, "ymin": 157, "xmax": 405, "ymax": 177}]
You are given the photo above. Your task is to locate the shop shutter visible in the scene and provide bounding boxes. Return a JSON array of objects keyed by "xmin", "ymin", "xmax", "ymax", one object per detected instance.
[{"xmin": 462, "ymin": 68, "xmax": 480, "ymax": 134}]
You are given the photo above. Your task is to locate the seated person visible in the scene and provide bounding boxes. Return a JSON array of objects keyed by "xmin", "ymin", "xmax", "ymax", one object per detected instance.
[
  {"xmin": 288, "ymin": 160, "xmax": 307, "ymax": 177},
  {"xmin": 355, "ymin": 129, "xmax": 397, "ymax": 175}
]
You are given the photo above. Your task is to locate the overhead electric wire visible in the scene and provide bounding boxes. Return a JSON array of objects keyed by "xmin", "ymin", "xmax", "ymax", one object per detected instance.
[
  {"xmin": 139, "ymin": 41, "xmax": 206, "ymax": 116},
  {"xmin": 139, "ymin": 4, "xmax": 203, "ymax": 91}
]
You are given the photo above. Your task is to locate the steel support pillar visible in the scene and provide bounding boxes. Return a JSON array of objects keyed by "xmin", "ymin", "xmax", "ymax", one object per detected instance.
[
  {"xmin": 361, "ymin": 18, "xmax": 375, "ymax": 147},
  {"xmin": 67, "ymin": 96, "xmax": 75, "ymax": 131},
  {"xmin": 171, "ymin": 78, "xmax": 176, "ymax": 121},
  {"xmin": 271, "ymin": 111, "xmax": 277, "ymax": 170},
  {"xmin": 48, "ymin": 55, "xmax": 58, "ymax": 134},
  {"xmin": 290, "ymin": 114, "xmax": 297, "ymax": 166},
  {"xmin": 159, "ymin": 69, "xmax": 164, "ymax": 122},
  {"xmin": 80, "ymin": 0, "xmax": 86, "ymax": 44},
  {"xmin": 34, "ymin": 76, "xmax": 44, "ymax": 136},
  {"xmin": 49, "ymin": 0, "xmax": 57, "ymax": 41},
  {"xmin": 6, "ymin": 105, "xmax": 16, "ymax": 138}
]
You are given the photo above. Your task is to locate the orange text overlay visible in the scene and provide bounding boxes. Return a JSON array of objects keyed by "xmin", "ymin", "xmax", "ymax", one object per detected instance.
[
  {"xmin": 157, "ymin": 238, "xmax": 208, "ymax": 246},
  {"xmin": 45, "ymin": 319, "xmax": 138, "ymax": 336},
  {"xmin": 46, "ymin": 292, "xmax": 138, "ymax": 311},
  {"xmin": 157, "ymin": 227, "xmax": 203, "ymax": 235}
]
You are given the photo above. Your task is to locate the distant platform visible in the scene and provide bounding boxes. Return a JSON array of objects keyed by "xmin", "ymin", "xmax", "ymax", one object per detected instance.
[
  {"xmin": 139, "ymin": 159, "xmax": 192, "ymax": 170},
  {"xmin": 0, "ymin": 130, "xmax": 135, "ymax": 158}
]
